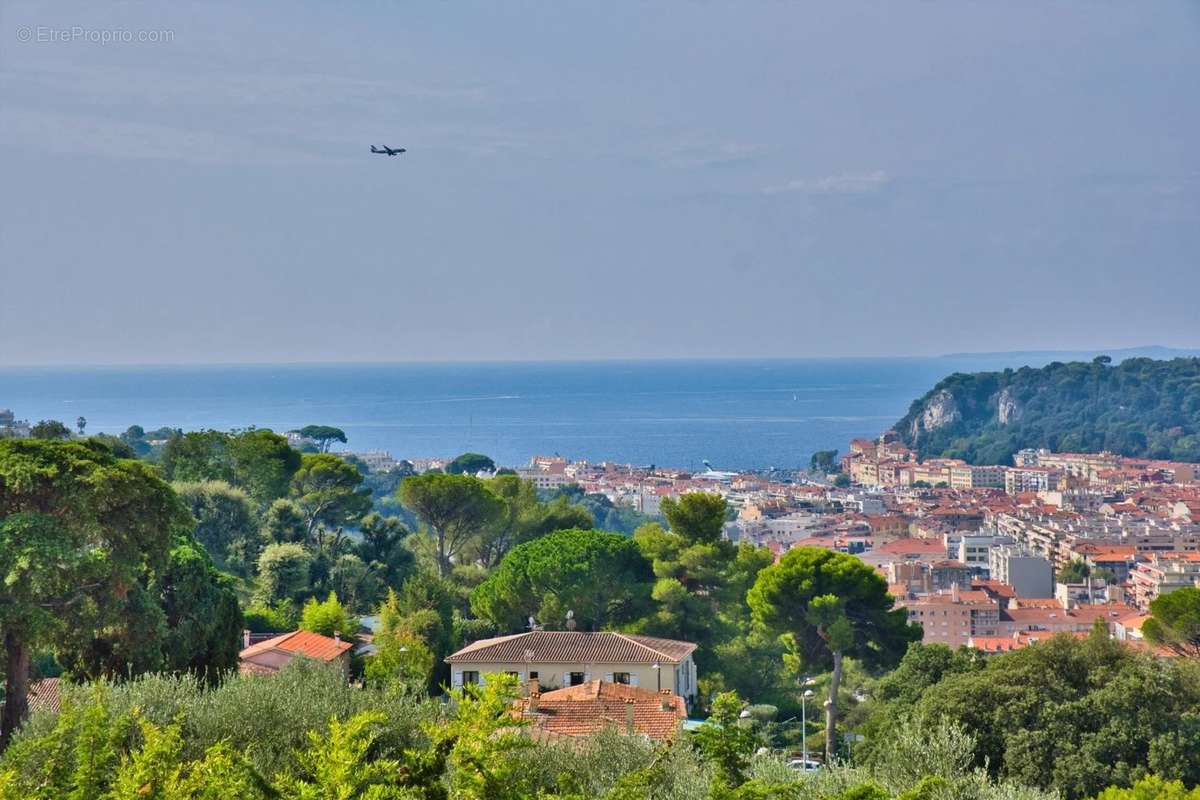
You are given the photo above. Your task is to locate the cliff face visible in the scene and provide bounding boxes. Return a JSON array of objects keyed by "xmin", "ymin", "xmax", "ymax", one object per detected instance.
[
  {"xmin": 907, "ymin": 389, "xmax": 961, "ymax": 441},
  {"xmin": 890, "ymin": 357, "xmax": 1200, "ymax": 465},
  {"xmin": 996, "ymin": 387, "xmax": 1023, "ymax": 425}
]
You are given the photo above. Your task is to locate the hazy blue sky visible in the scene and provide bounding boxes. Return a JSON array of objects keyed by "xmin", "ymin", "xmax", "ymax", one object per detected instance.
[{"xmin": 2, "ymin": 1, "xmax": 1197, "ymax": 365}]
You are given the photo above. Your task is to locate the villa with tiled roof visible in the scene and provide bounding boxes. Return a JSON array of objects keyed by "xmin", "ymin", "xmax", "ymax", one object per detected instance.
[
  {"xmin": 238, "ymin": 630, "xmax": 353, "ymax": 677},
  {"xmin": 445, "ymin": 630, "xmax": 698, "ymax": 704}
]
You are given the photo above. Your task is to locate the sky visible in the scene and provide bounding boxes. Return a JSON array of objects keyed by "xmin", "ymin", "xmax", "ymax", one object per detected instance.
[{"xmin": 2, "ymin": 1, "xmax": 1198, "ymax": 365}]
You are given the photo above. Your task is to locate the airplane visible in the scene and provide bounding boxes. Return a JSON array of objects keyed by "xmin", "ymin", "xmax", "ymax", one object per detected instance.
[
  {"xmin": 695, "ymin": 459, "xmax": 739, "ymax": 482},
  {"xmin": 370, "ymin": 145, "xmax": 406, "ymax": 156}
]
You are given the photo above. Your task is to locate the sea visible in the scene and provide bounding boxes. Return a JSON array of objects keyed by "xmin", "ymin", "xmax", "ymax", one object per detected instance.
[{"xmin": 0, "ymin": 353, "xmax": 1174, "ymax": 471}]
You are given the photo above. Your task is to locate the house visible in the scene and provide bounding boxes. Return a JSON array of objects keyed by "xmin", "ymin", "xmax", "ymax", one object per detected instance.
[
  {"xmin": 238, "ymin": 629, "xmax": 353, "ymax": 677},
  {"xmin": 445, "ymin": 630, "xmax": 699, "ymax": 705},
  {"xmin": 512, "ymin": 679, "xmax": 687, "ymax": 741}
]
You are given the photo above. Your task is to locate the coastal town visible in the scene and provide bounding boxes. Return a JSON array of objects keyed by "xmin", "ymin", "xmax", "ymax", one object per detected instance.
[{"xmin": 333, "ymin": 432, "xmax": 1200, "ymax": 657}]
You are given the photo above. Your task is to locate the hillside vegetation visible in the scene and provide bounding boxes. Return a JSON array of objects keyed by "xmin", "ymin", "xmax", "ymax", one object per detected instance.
[{"xmin": 894, "ymin": 357, "xmax": 1200, "ymax": 465}]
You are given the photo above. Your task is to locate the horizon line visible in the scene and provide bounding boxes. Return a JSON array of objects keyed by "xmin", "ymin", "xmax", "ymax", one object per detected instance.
[{"xmin": 2, "ymin": 344, "xmax": 1199, "ymax": 371}]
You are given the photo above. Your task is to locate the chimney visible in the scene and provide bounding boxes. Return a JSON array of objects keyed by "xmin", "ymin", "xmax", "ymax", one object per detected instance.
[
  {"xmin": 625, "ymin": 699, "xmax": 635, "ymax": 735},
  {"xmin": 660, "ymin": 689, "xmax": 673, "ymax": 712},
  {"xmin": 528, "ymin": 692, "xmax": 540, "ymax": 714},
  {"xmin": 333, "ymin": 630, "xmax": 341, "ymax": 643},
  {"xmin": 526, "ymin": 677, "xmax": 540, "ymax": 696},
  {"xmin": 242, "ymin": 629, "xmax": 251, "ymax": 650},
  {"xmin": 951, "ymin": 582, "xmax": 961, "ymax": 603}
]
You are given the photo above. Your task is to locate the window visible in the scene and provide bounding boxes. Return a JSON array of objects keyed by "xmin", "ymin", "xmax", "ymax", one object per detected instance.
[
  {"xmin": 529, "ymin": 671, "xmax": 539, "ymax": 680},
  {"xmin": 569, "ymin": 672, "xmax": 586, "ymax": 686},
  {"xmin": 613, "ymin": 672, "xmax": 631, "ymax": 684},
  {"xmin": 462, "ymin": 671, "xmax": 480, "ymax": 685}
]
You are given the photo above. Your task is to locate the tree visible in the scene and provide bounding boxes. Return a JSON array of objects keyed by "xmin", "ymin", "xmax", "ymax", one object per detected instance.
[
  {"xmin": 629, "ymin": 522, "xmax": 772, "ymax": 677},
  {"xmin": 157, "ymin": 537, "xmax": 243, "ymax": 680},
  {"xmin": 364, "ymin": 589, "xmax": 435, "ymax": 691},
  {"xmin": 88, "ymin": 433, "xmax": 136, "ymax": 459},
  {"xmin": 243, "ymin": 600, "xmax": 297, "ymax": 634},
  {"xmin": 1144, "ymin": 586, "xmax": 1200, "ymax": 657},
  {"xmin": 661, "ymin": 492, "xmax": 728, "ymax": 545},
  {"xmin": 471, "ymin": 528, "xmax": 655, "ymax": 631},
  {"xmin": 355, "ymin": 512, "xmax": 416, "ymax": 591},
  {"xmin": 160, "ymin": 429, "xmax": 300, "ymax": 507},
  {"xmin": 1057, "ymin": 559, "xmax": 1091, "ymax": 584},
  {"xmin": 748, "ymin": 547, "xmax": 920, "ymax": 763},
  {"xmin": 467, "ymin": 476, "xmax": 594, "ymax": 569},
  {"xmin": 28, "ymin": 419, "xmax": 71, "ymax": 440},
  {"xmin": 289, "ymin": 453, "xmax": 373, "ymax": 541},
  {"xmin": 434, "ymin": 672, "xmax": 533, "ymax": 800},
  {"xmin": 399, "ymin": 473, "xmax": 505, "ymax": 577},
  {"xmin": 903, "ymin": 633, "xmax": 1200, "ymax": 799},
  {"xmin": 297, "ymin": 425, "xmax": 348, "ymax": 453},
  {"xmin": 300, "ymin": 592, "xmax": 357, "ymax": 639},
  {"xmin": 75, "ymin": 416, "xmax": 87, "ymax": 435},
  {"xmin": 834, "ymin": 474, "xmax": 852, "ymax": 488},
  {"xmin": 329, "ymin": 554, "xmax": 382, "ymax": 612},
  {"xmin": 120, "ymin": 424, "xmax": 152, "ymax": 456},
  {"xmin": 227, "ymin": 429, "xmax": 302, "ymax": 507},
  {"xmin": 256, "ymin": 543, "xmax": 313, "ymax": 605},
  {"xmin": 389, "ymin": 573, "xmax": 459, "ymax": 690},
  {"xmin": 692, "ymin": 691, "xmax": 758, "ymax": 789},
  {"xmin": 261, "ymin": 498, "xmax": 308, "ymax": 544},
  {"xmin": 160, "ymin": 430, "xmax": 235, "ymax": 483},
  {"xmin": 810, "ymin": 450, "xmax": 839, "ymax": 473},
  {"xmin": 1094, "ymin": 776, "xmax": 1200, "ymax": 800},
  {"xmin": 0, "ymin": 439, "xmax": 191, "ymax": 747},
  {"xmin": 446, "ymin": 452, "xmax": 496, "ymax": 476},
  {"xmin": 174, "ymin": 480, "xmax": 261, "ymax": 576}
]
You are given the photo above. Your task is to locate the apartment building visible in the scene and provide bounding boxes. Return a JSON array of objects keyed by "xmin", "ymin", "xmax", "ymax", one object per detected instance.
[
  {"xmin": 898, "ymin": 586, "xmax": 1001, "ymax": 648},
  {"xmin": 988, "ymin": 545, "xmax": 1054, "ymax": 598},
  {"xmin": 1005, "ymin": 467, "xmax": 1062, "ymax": 495},
  {"xmin": 1128, "ymin": 553, "xmax": 1200, "ymax": 611},
  {"xmin": 949, "ymin": 463, "xmax": 1006, "ymax": 490}
]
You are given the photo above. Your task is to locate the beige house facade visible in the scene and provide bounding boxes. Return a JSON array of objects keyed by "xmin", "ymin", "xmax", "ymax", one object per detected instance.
[{"xmin": 445, "ymin": 630, "xmax": 699, "ymax": 704}]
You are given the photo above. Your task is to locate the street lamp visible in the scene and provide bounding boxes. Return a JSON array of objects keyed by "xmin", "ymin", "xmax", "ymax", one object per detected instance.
[{"xmin": 801, "ymin": 687, "xmax": 815, "ymax": 768}]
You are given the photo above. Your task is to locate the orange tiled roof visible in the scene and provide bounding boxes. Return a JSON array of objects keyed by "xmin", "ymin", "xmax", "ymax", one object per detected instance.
[
  {"xmin": 514, "ymin": 680, "xmax": 686, "ymax": 740},
  {"xmin": 972, "ymin": 579, "xmax": 1017, "ymax": 598},
  {"xmin": 447, "ymin": 631, "xmax": 696, "ymax": 665},
  {"xmin": 239, "ymin": 630, "xmax": 353, "ymax": 663},
  {"xmin": 878, "ymin": 538, "xmax": 946, "ymax": 555}
]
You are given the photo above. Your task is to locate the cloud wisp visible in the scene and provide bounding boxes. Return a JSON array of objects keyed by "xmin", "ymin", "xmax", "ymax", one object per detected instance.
[{"xmin": 763, "ymin": 170, "xmax": 891, "ymax": 195}]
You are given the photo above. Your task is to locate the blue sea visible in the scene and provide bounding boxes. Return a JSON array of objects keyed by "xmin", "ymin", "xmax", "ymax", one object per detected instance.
[{"xmin": 0, "ymin": 356, "xmax": 1102, "ymax": 470}]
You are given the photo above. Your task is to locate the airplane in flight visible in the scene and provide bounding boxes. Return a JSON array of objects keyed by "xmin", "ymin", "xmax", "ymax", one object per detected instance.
[{"xmin": 370, "ymin": 145, "xmax": 406, "ymax": 156}]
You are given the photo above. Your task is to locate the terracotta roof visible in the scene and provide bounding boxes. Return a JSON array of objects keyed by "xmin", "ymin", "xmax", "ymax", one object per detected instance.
[
  {"xmin": 514, "ymin": 680, "xmax": 686, "ymax": 740},
  {"xmin": 239, "ymin": 630, "xmax": 353, "ymax": 663},
  {"xmin": 878, "ymin": 538, "xmax": 947, "ymax": 555},
  {"xmin": 972, "ymin": 579, "xmax": 1017, "ymax": 598},
  {"xmin": 447, "ymin": 631, "xmax": 696, "ymax": 665}
]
